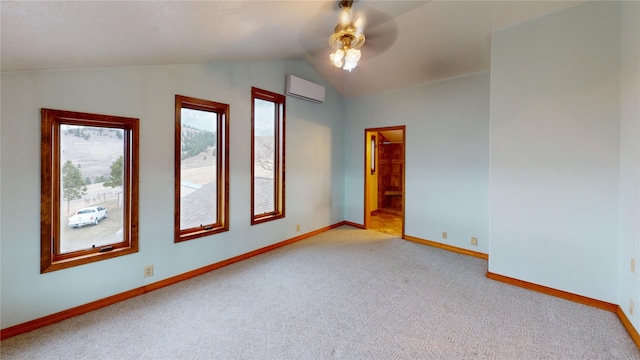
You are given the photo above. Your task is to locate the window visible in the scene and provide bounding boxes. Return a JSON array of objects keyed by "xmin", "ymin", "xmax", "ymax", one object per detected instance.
[
  {"xmin": 40, "ymin": 109, "xmax": 139, "ymax": 273},
  {"xmin": 175, "ymin": 95, "xmax": 229, "ymax": 242},
  {"xmin": 251, "ymin": 87, "xmax": 285, "ymax": 224}
]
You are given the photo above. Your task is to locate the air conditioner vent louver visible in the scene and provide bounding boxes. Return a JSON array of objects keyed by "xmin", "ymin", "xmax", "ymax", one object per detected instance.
[{"xmin": 285, "ymin": 75, "xmax": 325, "ymax": 103}]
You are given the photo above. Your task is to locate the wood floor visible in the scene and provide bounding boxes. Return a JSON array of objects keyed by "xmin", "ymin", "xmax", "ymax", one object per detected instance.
[{"xmin": 370, "ymin": 209, "xmax": 402, "ymax": 236}]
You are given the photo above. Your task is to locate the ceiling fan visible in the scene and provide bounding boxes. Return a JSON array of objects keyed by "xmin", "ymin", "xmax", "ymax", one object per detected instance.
[
  {"xmin": 328, "ymin": 0, "xmax": 366, "ymax": 71},
  {"xmin": 300, "ymin": 0, "xmax": 400, "ymax": 72}
]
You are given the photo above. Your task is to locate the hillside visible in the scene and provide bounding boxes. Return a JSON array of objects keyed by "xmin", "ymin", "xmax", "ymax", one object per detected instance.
[
  {"xmin": 60, "ymin": 125, "xmax": 217, "ymax": 183},
  {"xmin": 60, "ymin": 126, "xmax": 123, "ymax": 182}
]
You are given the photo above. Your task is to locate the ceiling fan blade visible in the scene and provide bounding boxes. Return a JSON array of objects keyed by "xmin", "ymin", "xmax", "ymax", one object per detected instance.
[
  {"xmin": 353, "ymin": 6, "xmax": 392, "ymax": 31},
  {"xmin": 361, "ymin": 19, "xmax": 398, "ymax": 60},
  {"xmin": 298, "ymin": 13, "xmax": 335, "ymax": 57},
  {"xmin": 349, "ymin": 6, "xmax": 398, "ymax": 60}
]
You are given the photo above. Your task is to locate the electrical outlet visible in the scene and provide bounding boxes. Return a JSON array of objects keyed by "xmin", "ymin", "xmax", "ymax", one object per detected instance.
[
  {"xmin": 471, "ymin": 237, "xmax": 478, "ymax": 246},
  {"xmin": 296, "ymin": 224, "xmax": 300, "ymax": 232},
  {"xmin": 632, "ymin": 258, "xmax": 636, "ymax": 273},
  {"xmin": 631, "ymin": 299, "xmax": 635, "ymax": 316},
  {"xmin": 442, "ymin": 231, "xmax": 447, "ymax": 239},
  {"xmin": 144, "ymin": 265, "xmax": 154, "ymax": 278}
]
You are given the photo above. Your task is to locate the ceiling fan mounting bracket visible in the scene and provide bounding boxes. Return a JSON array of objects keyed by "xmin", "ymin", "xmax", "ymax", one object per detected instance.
[{"xmin": 339, "ymin": 0, "xmax": 353, "ymax": 11}]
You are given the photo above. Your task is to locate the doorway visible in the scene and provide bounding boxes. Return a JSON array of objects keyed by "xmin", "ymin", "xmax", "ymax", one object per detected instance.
[{"xmin": 364, "ymin": 126, "xmax": 405, "ymax": 236}]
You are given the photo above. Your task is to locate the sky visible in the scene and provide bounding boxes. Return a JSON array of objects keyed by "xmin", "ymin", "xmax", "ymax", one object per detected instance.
[
  {"xmin": 254, "ymin": 99, "xmax": 275, "ymax": 136},
  {"xmin": 182, "ymin": 102, "xmax": 275, "ymax": 136},
  {"xmin": 181, "ymin": 108, "xmax": 216, "ymax": 132}
]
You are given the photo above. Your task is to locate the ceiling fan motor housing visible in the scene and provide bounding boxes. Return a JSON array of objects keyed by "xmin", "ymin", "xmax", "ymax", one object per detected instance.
[{"xmin": 329, "ymin": 22, "xmax": 365, "ymax": 50}]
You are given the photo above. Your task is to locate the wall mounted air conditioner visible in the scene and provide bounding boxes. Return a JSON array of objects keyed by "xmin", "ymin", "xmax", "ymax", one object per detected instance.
[{"xmin": 285, "ymin": 75, "xmax": 325, "ymax": 103}]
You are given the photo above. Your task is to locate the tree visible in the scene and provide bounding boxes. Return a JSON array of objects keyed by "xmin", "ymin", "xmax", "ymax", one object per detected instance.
[
  {"xmin": 180, "ymin": 128, "xmax": 216, "ymax": 159},
  {"xmin": 104, "ymin": 156, "xmax": 123, "ymax": 188},
  {"xmin": 84, "ymin": 177, "xmax": 91, "ymax": 185},
  {"xmin": 62, "ymin": 160, "xmax": 87, "ymax": 215},
  {"xmin": 255, "ymin": 136, "xmax": 274, "ymax": 173}
]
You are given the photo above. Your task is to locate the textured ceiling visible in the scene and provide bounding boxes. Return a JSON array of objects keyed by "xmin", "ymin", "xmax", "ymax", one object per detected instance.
[{"xmin": 1, "ymin": 1, "xmax": 584, "ymax": 98}]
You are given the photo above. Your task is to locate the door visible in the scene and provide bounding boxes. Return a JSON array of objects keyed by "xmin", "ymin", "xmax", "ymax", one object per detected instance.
[{"xmin": 364, "ymin": 126, "xmax": 405, "ymax": 236}]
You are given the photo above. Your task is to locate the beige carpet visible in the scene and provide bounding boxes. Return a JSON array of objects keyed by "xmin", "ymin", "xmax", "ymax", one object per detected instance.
[{"xmin": 2, "ymin": 226, "xmax": 639, "ymax": 359}]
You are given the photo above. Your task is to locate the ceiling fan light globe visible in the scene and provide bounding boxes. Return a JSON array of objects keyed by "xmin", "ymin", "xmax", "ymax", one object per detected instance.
[
  {"xmin": 343, "ymin": 60, "xmax": 358, "ymax": 72},
  {"xmin": 345, "ymin": 48, "xmax": 361, "ymax": 63},
  {"xmin": 330, "ymin": 49, "xmax": 345, "ymax": 68},
  {"xmin": 343, "ymin": 51, "xmax": 360, "ymax": 71}
]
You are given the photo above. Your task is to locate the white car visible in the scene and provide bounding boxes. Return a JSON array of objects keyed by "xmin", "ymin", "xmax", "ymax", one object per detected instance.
[{"xmin": 68, "ymin": 206, "xmax": 108, "ymax": 228}]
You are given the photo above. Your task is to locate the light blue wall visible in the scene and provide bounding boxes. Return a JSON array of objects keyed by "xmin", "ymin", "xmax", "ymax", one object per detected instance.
[
  {"xmin": 345, "ymin": 73, "xmax": 490, "ymax": 254},
  {"xmin": 489, "ymin": 1, "xmax": 621, "ymax": 303},
  {"xmin": 2, "ymin": 0, "xmax": 637, "ymax": 337},
  {"xmin": 0, "ymin": 59, "xmax": 345, "ymax": 328},
  {"xmin": 618, "ymin": 0, "xmax": 640, "ymax": 331}
]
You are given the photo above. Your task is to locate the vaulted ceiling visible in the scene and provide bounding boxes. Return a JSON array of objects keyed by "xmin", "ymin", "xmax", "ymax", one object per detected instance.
[{"xmin": 1, "ymin": 1, "xmax": 584, "ymax": 98}]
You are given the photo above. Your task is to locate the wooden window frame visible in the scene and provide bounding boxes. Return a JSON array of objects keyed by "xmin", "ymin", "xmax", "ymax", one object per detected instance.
[
  {"xmin": 251, "ymin": 87, "xmax": 286, "ymax": 225},
  {"xmin": 174, "ymin": 95, "xmax": 230, "ymax": 242},
  {"xmin": 40, "ymin": 109, "xmax": 139, "ymax": 273}
]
